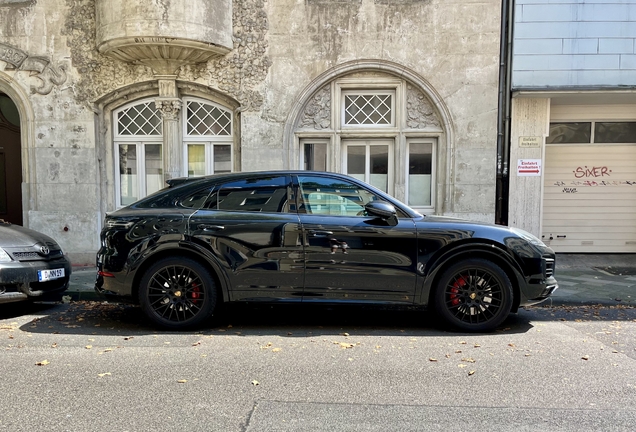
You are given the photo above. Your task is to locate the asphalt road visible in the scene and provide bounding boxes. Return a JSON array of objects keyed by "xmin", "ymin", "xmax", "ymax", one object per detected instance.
[{"xmin": 1, "ymin": 302, "xmax": 635, "ymax": 431}]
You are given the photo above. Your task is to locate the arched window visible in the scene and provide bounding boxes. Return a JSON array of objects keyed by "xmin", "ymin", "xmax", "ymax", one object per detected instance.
[
  {"xmin": 112, "ymin": 96, "xmax": 235, "ymax": 207},
  {"xmin": 295, "ymin": 74, "xmax": 442, "ymax": 212}
]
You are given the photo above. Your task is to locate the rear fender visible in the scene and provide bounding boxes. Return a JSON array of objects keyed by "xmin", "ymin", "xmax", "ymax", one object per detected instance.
[{"xmin": 128, "ymin": 240, "xmax": 232, "ymax": 304}]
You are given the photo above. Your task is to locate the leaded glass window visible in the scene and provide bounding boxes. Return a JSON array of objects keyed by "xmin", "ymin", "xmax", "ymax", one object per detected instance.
[
  {"xmin": 117, "ymin": 101, "xmax": 162, "ymax": 136},
  {"xmin": 186, "ymin": 100, "xmax": 232, "ymax": 136},
  {"xmin": 343, "ymin": 92, "xmax": 394, "ymax": 126}
]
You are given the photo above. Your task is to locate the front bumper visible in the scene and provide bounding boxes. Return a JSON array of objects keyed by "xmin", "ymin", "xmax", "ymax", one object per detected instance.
[
  {"xmin": 0, "ymin": 258, "xmax": 72, "ymax": 304},
  {"xmin": 519, "ymin": 275, "xmax": 559, "ymax": 307}
]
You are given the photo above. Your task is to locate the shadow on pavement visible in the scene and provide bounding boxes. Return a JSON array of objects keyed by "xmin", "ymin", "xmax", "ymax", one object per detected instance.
[{"xmin": 2, "ymin": 300, "xmax": 539, "ymax": 337}]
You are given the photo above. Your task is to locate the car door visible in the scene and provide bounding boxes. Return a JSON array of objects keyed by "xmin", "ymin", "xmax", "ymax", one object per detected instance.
[
  {"xmin": 295, "ymin": 174, "xmax": 417, "ymax": 303},
  {"xmin": 189, "ymin": 174, "xmax": 304, "ymax": 302}
]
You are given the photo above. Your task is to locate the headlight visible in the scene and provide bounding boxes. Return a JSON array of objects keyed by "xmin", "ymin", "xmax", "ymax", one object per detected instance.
[
  {"xmin": 510, "ymin": 227, "xmax": 546, "ymax": 247},
  {"xmin": 0, "ymin": 248, "xmax": 12, "ymax": 262}
]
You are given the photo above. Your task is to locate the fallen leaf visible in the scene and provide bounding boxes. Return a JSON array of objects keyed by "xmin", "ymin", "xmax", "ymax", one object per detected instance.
[
  {"xmin": 461, "ymin": 357, "xmax": 476, "ymax": 363},
  {"xmin": 474, "ymin": 344, "xmax": 481, "ymax": 348},
  {"xmin": 342, "ymin": 333, "xmax": 350, "ymax": 337},
  {"xmin": 582, "ymin": 355, "xmax": 589, "ymax": 360},
  {"xmin": 458, "ymin": 364, "xmax": 467, "ymax": 369},
  {"xmin": 251, "ymin": 380, "xmax": 259, "ymax": 386},
  {"xmin": 97, "ymin": 372, "xmax": 111, "ymax": 377},
  {"xmin": 177, "ymin": 379, "xmax": 187, "ymax": 383},
  {"xmin": 124, "ymin": 337, "xmax": 134, "ymax": 341},
  {"xmin": 429, "ymin": 358, "xmax": 438, "ymax": 362},
  {"xmin": 35, "ymin": 360, "xmax": 49, "ymax": 366},
  {"xmin": 468, "ymin": 370, "xmax": 475, "ymax": 376},
  {"xmin": 272, "ymin": 348, "xmax": 282, "ymax": 353},
  {"xmin": 338, "ymin": 342, "xmax": 354, "ymax": 349},
  {"xmin": 192, "ymin": 341, "xmax": 202, "ymax": 346},
  {"xmin": 85, "ymin": 345, "xmax": 92, "ymax": 349},
  {"xmin": 459, "ymin": 341, "xmax": 467, "ymax": 345}
]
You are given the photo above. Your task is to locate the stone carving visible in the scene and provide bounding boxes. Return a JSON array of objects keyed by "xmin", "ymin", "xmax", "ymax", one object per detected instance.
[
  {"xmin": 0, "ymin": 43, "xmax": 67, "ymax": 95},
  {"xmin": 197, "ymin": 0, "xmax": 271, "ymax": 112},
  {"xmin": 406, "ymin": 85, "xmax": 440, "ymax": 129},
  {"xmin": 155, "ymin": 99, "xmax": 182, "ymax": 120},
  {"xmin": 63, "ymin": 0, "xmax": 270, "ymax": 112},
  {"xmin": 299, "ymin": 86, "xmax": 331, "ymax": 129},
  {"xmin": 62, "ymin": 0, "xmax": 154, "ymax": 104}
]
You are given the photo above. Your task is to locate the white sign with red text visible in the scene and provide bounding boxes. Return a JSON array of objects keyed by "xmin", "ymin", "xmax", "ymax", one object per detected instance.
[{"xmin": 517, "ymin": 159, "xmax": 541, "ymax": 176}]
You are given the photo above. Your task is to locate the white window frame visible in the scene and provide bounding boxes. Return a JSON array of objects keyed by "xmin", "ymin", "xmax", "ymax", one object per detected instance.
[
  {"xmin": 341, "ymin": 139, "xmax": 395, "ymax": 195},
  {"xmin": 114, "ymin": 141, "xmax": 163, "ymax": 208},
  {"xmin": 182, "ymin": 97, "xmax": 234, "ymax": 176},
  {"xmin": 405, "ymin": 138, "xmax": 436, "ymax": 212},
  {"xmin": 341, "ymin": 89, "xmax": 396, "ymax": 129},
  {"xmin": 299, "ymin": 138, "xmax": 331, "ymax": 171}
]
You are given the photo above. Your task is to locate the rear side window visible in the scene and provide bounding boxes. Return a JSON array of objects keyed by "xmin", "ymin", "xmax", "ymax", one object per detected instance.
[
  {"xmin": 132, "ymin": 180, "xmax": 214, "ymax": 209},
  {"xmin": 216, "ymin": 176, "xmax": 290, "ymax": 212}
]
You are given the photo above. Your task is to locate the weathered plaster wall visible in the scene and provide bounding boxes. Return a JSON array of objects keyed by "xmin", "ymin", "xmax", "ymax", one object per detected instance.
[
  {"xmin": 0, "ymin": 0, "xmax": 502, "ymax": 264},
  {"xmin": 262, "ymin": 0, "xmax": 502, "ymax": 221},
  {"xmin": 0, "ymin": 0, "xmax": 98, "ymax": 264}
]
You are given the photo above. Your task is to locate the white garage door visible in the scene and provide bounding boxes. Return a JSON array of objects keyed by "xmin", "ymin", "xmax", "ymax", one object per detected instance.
[{"xmin": 543, "ymin": 144, "xmax": 636, "ymax": 253}]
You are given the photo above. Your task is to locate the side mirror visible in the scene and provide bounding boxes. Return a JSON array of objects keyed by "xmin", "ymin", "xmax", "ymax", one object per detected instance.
[{"xmin": 364, "ymin": 201, "xmax": 398, "ymax": 226}]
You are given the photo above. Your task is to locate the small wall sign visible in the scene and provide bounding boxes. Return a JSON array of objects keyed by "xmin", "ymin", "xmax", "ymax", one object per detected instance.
[
  {"xmin": 517, "ymin": 159, "xmax": 542, "ymax": 176},
  {"xmin": 519, "ymin": 136, "xmax": 541, "ymax": 148}
]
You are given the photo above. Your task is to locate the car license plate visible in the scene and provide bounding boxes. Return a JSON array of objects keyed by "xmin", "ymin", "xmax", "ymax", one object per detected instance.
[{"xmin": 38, "ymin": 268, "xmax": 65, "ymax": 282}]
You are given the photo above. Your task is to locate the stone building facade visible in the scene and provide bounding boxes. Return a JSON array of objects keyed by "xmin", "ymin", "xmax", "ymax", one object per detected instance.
[{"xmin": 0, "ymin": 0, "xmax": 502, "ymax": 264}]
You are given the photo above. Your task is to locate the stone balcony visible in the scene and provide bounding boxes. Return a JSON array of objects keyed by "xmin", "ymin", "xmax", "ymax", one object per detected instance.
[{"xmin": 95, "ymin": 0, "xmax": 233, "ymax": 75}]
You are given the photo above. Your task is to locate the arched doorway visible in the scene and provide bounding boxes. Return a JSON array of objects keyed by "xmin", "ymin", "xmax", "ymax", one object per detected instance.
[{"xmin": 0, "ymin": 94, "xmax": 22, "ymax": 225}]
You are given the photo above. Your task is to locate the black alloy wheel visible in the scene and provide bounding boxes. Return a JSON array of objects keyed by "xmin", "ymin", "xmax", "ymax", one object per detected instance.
[
  {"xmin": 139, "ymin": 257, "xmax": 217, "ymax": 330},
  {"xmin": 434, "ymin": 258, "xmax": 513, "ymax": 332}
]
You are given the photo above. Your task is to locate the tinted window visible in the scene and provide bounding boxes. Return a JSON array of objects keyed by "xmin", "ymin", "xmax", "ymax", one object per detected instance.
[
  {"xmin": 217, "ymin": 176, "xmax": 289, "ymax": 212},
  {"xmin": 132, "ymin": 182, "xmax": 211, "ymax": 209},
  {"xmin": 594, "ymin": 122, "xmax": 636, "ymax": 143},
  {"xmin": 547, "ymin": 122, "xmax": 591, "ymax": 144},
  {"xmin": 298, "ymin": 175, "xmax": 380, "ymax": 216}
]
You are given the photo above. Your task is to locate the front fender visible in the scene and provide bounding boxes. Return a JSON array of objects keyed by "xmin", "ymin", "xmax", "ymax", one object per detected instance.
[{"xmin": 416, "ymin": 242, "xmax": 526, "ymax": 309}]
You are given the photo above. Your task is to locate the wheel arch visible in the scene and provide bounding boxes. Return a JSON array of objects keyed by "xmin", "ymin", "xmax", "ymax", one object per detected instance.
[
  {"xmin": 422, "ymin": 243, "xmax": 524, "ymax": 313},
  {"xmin": 129, "ymin": 243, "xmax": 230, "ymax": 305}
]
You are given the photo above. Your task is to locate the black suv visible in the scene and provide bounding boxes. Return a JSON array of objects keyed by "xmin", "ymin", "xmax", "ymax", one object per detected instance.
[{"xmin": 96, "ymin": 171, "xmax": 558, "ymax": 332}]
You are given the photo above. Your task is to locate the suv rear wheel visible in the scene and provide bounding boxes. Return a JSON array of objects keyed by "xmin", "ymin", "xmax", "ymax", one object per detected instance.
[{"xmin": 139, "ymin": 257, "xmax": 217, "ymax": 330}]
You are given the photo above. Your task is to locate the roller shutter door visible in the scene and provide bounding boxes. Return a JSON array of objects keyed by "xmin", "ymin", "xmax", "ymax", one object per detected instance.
[{"xmin": 542, "ymin": 144, "xmax": 636, "ymax": 253}]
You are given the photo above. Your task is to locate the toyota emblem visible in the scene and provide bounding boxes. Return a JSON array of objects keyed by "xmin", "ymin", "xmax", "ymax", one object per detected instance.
[{"xmin": 40, "ymin": 245, "xmax": 50, "ymax": 255}]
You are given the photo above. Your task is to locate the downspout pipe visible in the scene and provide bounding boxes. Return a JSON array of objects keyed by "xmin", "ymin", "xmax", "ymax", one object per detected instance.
[{"xmin": 495, "ymin": 0, "xmax": 514, "ymax": 225}]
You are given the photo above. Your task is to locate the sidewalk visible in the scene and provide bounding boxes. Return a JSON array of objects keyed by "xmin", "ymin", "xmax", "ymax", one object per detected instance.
[{"xmin": 65, "ymin": 253, "xmax": 636, "ymax": 306}]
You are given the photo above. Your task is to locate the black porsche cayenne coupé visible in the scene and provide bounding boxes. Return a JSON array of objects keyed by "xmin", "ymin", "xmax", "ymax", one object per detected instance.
[{"xmin": 95, "ymin": 171, "xmax": 558, "ymax": 332}]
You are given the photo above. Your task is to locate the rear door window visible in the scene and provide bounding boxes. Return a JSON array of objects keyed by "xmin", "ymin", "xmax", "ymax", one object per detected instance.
[{"xmin": 216, "ymin": 176, "xmax": 290, "ymax": 213}]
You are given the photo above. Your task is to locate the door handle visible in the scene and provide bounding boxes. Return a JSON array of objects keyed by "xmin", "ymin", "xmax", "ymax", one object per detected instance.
[
  {"xmin": 197, "ymin": 224, "xmax": 224, "ymax": 231},
  {"xmin": 308, "ymin": 230, "xmax": 333, "ymax": 237}
]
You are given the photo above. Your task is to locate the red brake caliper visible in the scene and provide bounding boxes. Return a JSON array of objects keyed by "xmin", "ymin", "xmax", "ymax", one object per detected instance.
[
  {"xmin": 191, "ymin": 283, "xmax": 201, "ymax": 305},
  {"xmin": 450, "ymin": 276, "xmax": 467, "ymax": 306}
]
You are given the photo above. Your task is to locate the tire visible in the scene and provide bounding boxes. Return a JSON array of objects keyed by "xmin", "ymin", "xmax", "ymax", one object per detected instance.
[
  {"xmin": 139, "ymin": 257, "xmax": 217, "ymax": 330},
  {"xmin": 433, "ymin": 258, "xmax": 513, "ymax": 332}
]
